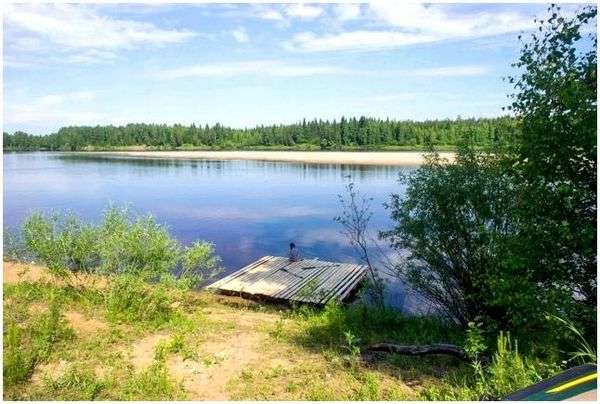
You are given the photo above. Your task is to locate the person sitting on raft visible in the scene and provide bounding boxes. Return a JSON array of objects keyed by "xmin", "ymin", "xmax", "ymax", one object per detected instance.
[{"xmin": 288, "ymin": 242, "xmax": 301, "ymax": 262}]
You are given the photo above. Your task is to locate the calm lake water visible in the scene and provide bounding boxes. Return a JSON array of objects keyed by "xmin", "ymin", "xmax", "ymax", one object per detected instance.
[{"xmin": 3, "ymin": 152, "xmax": 428, "ymax": 310}]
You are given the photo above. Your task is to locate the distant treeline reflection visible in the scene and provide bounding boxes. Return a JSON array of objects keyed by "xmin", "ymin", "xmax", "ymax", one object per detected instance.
[{"xmin": 55, "ymin": 153, "xmax": 407, "ymax": 180}]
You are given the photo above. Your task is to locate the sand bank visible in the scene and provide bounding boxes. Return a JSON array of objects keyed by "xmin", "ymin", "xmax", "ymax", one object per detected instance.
[{"xmin": 86, "ymin": 150, "xmax": 454, "ymax": 166}]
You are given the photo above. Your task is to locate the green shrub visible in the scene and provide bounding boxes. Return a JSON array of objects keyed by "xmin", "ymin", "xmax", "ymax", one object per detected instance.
[
  {"xmin": 154, "ymin": 334, "xmax": 197, "ymax": 362},
  {"xmin": 57, "ymin": 214, "xmax": 100, "ymax": 273},
  {"xmin": 22, "ymin": 212, "xmax": 70, "ymax": 278},
  {"xmin": 471, "ymin": 332, "xmax": 543, "ymax": 400},
  {"xmin": 31, "ymin": 297, "xmax": 75, "ymax": 360},
  {"xmin": 353, "ymin": 372, "xmax": 381, "ymax": 400},
  {"xmin": 3, "ymin": 296, "xmax": 74, "ymax": 387},
  {"xmin": 16, "ymin": 206, "xmax": 222, "ymax": 289},
  {"xmin": 180, "ymin": 241, "xmax": 221, "ymax": 288},
  {"xmin": 43, "ymin": 366, "xmax": 105, "ymax": 400},
  {"xmin": 3, "ymin": 323, "xmax": 37, "ymax": 387},
  {"xmin": 98, "ymin": 207, "xmax": 180, "ymax": 279},
  {"xmin": 105, "ymin": 274, "xmax": 173, "ymax": 324},
  {"xmin": 3, "ymin": 227, "xmax": 30, "ymax": 262},
  {"xmin": 421, "ymin": 332, "xmax": 561, "ymax": 400},
  {"xmin": 120, "ymin": 363, "xmax": 183, "ymax": 400}
]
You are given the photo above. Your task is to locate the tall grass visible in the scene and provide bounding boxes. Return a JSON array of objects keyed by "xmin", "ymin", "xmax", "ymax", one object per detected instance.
[
  {"xmin": 3, "ymin": 296, "xmax": 74, "ymax": 387},
  {"xmin": 289, "ymin": 301, "xmax": 462, "ymax": 350},
  {"xmin": 104, "ymin": 274, "xmax": 173, "ymax": 325},
  {"xmin": 550, "ymin": 315, "xmax": 597, "ymax": 364},
  {"xmin": 421, "ymin": 331, "xmax": 562, "ymax": 400}
]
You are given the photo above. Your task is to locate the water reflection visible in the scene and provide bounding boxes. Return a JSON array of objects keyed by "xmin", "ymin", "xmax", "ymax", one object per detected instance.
[
  {"xmin": 56, "ymin": 154, "xmax": 407, "ymax": 181},
  {"xmin": 4, "ymin": 152, "xmax": 422, "ymax": 311}
]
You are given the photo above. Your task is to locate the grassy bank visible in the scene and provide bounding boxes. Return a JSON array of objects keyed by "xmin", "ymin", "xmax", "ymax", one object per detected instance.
[
  {"xmin": 3, "ymin": 261, "xmax": 462, "ymax": 400},
  {"xmin": 4, "ymin": 261, "xmax": 567, "ymax": 401}
]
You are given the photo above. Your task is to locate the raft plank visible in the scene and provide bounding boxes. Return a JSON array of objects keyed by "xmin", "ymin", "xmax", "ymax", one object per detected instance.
[
  {"xmin": 208, "ymin": 256, "xmax": 367, "ymax": 305},
  {"xmin": 277, "ymin": 263, "xmax": 336, "ymax": 300},
  {"xmin": 317, "ymin": 263, "xmax": 365, "ymax": 303},
  {"xmin": 291, "ymin": 263, "xmax": 353, "ymax": 304},
  {"xmin": 331, "ymin": 267, "xmax": 368, "ymax": 302},
  {"xmin": 208, "ymin": 256, "xmax": 272, "ymax": 289}
]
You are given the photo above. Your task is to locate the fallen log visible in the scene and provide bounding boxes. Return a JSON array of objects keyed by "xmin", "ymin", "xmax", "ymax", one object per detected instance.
[{"xmin": 367, "ymin": 343, "xmax": 469, "ymax": 361}]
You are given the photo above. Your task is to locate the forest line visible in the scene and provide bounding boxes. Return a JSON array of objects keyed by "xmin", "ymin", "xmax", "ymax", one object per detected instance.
[{"xmin": 3, "ymin": 116, "xmax": 518, "ymax": 151}]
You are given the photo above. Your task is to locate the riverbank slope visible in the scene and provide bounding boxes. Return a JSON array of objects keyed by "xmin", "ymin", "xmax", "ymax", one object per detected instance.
[{"xmin": 3, "ymin": 261, "xmax": 462, "ymax": 400}]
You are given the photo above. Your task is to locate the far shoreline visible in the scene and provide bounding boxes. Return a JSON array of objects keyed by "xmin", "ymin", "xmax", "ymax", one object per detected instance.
[{"xmin": 78, "ymin": 150, "xmax": 455, "ymax": 166}]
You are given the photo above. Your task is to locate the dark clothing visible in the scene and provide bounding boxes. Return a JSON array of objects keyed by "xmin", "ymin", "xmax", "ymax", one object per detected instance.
[{"xmin": 289, "ymin": 247, "xmax": 300, "ymax": 262}]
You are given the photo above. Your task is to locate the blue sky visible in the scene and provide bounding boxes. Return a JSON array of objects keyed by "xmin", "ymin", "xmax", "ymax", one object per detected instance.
[{"xmin": 3, "ymin": 1, "xmax": 594, "ymax": 134}]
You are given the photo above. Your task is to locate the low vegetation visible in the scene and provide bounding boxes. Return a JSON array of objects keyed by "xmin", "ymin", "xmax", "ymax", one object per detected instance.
[{"xmin": 2, "ymin": 261, "xmax": 570, "ymax": 401}]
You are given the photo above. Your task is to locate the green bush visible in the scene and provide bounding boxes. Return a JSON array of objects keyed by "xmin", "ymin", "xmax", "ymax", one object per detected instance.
[
  {"xmin": 22, "ymin": 212, "xmax": 70, "ymax": 278},
  {"xmin": 381, "ymin": 5, "xmax": 597, "ymax": 349},
  {"xmin": 98, "ymin": 207, "xmax": 180, "ymax": 279},
  {"xmin": 180, "ymin": 241, "xmax": 222, "ymax": 288},
  {"xmin": 105, "ymin": 274, "xmax": 173, "ymax": 324},
  {"xmin": 120, "ymin": 363, "xmax": 183, "ymax": 400},
  {"xmin": 471, "ymin": 332, "xmax": 544, "ymax": 400},
  {"xmin": 3, "ymin": 227, "xmax": 31, "ymax": 262},
  {"xmin": 31, "ymin": 297, "xmax": 75, "ymax": 361},
  {"xmin": 15, "ymin": 206, "xmax": 222, "ymax": 289},
  {"xmin": 421, "ymin": 332, "xmax": 561, "ymax": 400}
]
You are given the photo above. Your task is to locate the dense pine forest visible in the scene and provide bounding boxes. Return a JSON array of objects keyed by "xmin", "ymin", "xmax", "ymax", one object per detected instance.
[{"xmin": 3, "ymin": 116, "xmax": 518, "ymax": 151}]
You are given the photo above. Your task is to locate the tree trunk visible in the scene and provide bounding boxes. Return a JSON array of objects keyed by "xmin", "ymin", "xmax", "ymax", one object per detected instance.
[{"xmin": 367, "ymin": 343, "xmax": 469, "ymax": 362}]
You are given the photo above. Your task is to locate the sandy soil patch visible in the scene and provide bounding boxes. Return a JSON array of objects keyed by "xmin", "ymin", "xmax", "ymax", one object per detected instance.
[
  {"xmin": 166, "ymin": 304, "xmax": 296, "ymax": 400},
  {"xmin": 168, "ymin": 331, "xmax": 264, "ymax": 400},
  {"xmin": 128, "ymin": 333, "xmax": 171, "ymax": 371},
  {"xmin": 64, "ymin": 311, "xmax": 108, "ymax": 337},
  {"xmin": 82, "ymin": 150, "xmax": 454, "ymax": 166},
  {"xmin": 3, "ymin": 261, "xmax": 108, "ymax": 288},
  {"xmin": 30, "ymin": 360, "xmax": 70, "ymax": 386},
  {"xmin": 202, "ymin": 306, "xmax": 279, "ymax": 328},
  {"xmin": 28, "ymin": 302, "xmax": 49, "ymax": 314},
  {"xmin": 3, "ymin": 262, "xmax": 48, "ymax": 284}
]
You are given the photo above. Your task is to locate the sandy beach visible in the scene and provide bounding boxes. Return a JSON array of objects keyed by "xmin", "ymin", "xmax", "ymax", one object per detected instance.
[{"xmin": 86, "ymin": 151, "xmax": 454, "ymax": 166}]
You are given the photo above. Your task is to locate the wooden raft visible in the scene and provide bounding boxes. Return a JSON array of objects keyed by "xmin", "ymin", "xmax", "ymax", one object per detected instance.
[{"xmin": 207, "ymin": 256, "xmax": 368, "ymax": 305}]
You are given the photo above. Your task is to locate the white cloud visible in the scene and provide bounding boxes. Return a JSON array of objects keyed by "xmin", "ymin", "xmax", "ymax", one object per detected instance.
[
  {"xmin": 5, "ymin": 91, "xmax": 101, "ymax": 125},
  {"xmin": 153, "ymin": 60, "xmax": 350, "ymax": 79},
  {"xmin": 4, "ymin": 3, "xmax": 197, "ymax": 62},
  {"xmin": 410, "ymin": 66, "xmax": 489, "ymax": 78},
  {"xmin": 284, "ymin": 4, "xmax": 324, "ymax": 20},
  {"xmin": 231, "ymin": 27, "xmax": 249, "ymax": 43},
  {"xmin": 369, "ymin": 2, "xmax": 534, "ymax": 37},
  {"xmin": 65, "ymin": 49, "xmax": 119, "ymax": 64},
  {"xmin": 366, "ymin": 92, "xmax": 420, "ymax": 103},
  {"xmin": 38, "ymin": 91, "xmax": 96, "ymax": 106},
  {"xmin": 259, "ymin": 9, "xmax": 284, "ymax": 21},
  {"xmin": 334, "ymin": 4, "xmax": 362, "ymax": 21},
  {"xmin": 288, "ymin": 30, "xmax": 439, "ymax": 52},
  {"xmin": 288, "ymin": 3, "xmax": 537, "ymax": 52}
]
